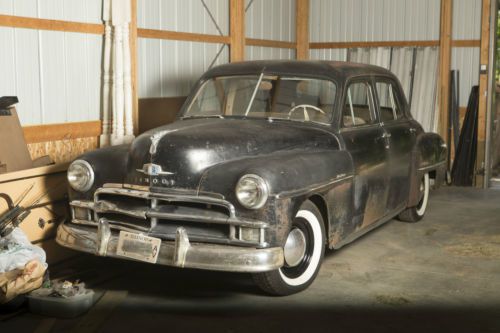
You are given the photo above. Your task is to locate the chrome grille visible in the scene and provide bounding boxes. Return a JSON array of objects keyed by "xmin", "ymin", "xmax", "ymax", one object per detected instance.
[{"xmin": 70, "ymin": 184, "xmax": 267, "ymax": 246}]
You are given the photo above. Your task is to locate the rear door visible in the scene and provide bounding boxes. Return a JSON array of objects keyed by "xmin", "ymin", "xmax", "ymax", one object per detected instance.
[
  {"xmin": 373, "ymin": 79, "xmax": 416, "ymax": 212},
  {"xmin": 339, "ymin": 79, "xmax": 390, "ymax": 234}
]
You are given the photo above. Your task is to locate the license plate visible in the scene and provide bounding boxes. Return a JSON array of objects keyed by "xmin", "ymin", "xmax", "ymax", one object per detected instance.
[{"xmin": 116, "ymin": 231, "xmax": 161, "ymax": 264}]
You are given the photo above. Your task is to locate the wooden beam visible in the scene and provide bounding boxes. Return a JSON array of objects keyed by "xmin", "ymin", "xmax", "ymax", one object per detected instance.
[
  {"xmin": 0, "ymin": 14, "xmax": 103, "ymax": 34},
  {"xmin": 310, "ymin": 40, "xmax": 440, "ymax": 49},
  {"xmin": 23, "ymin": 121, "xmax": 102, "ymax": 144},
  {"xmin": 296, "ymin": 0, "xmax": 309, "ymax": 60},
  {"xmin": 438, "ymin": 0, "xmax": 453, "ymax": 138},
  {"xmin": 138, "ymin": 28, "xmax": 230, "ymax": 44},
  {"xmin": 451, "ymin": 39, "xmax": 481, "ymax": 47},
  {"xmin": 246, "ymin": 38, "xmax": 296, "ymax": 49},
  {"xmin": 476, "ymin": 0, "xmax": 492, "ymax": 186},
  {"xmin": 130, "ymin": 0, "xmax": 139, "ymax": 136},
  {"xmin": 230, "ymin": 0, "xmax": 245, "ymax": 62},
  {"xmin": 309, "ymin": 39, "xmax": 479, "ymax": 49}
]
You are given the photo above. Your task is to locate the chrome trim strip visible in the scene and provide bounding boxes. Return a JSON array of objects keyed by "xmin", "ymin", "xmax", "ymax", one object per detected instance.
[
  {"xmin": 275, "ymin": 174, "xmax": 354, "ymax": 199},
  {"xmin": 56, "ymin": 223, "xmax": 283, "ymax": 273},
  {"xmin": 418, "ymin": 160, "xmax": 446, "ymax": 171}
]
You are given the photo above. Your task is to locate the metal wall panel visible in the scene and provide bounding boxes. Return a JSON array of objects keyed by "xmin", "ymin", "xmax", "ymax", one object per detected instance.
[
  {"xmin": 245, "ymin": 0, "xmax": 296, "ymax": 42},
  {"xmin": 310, "ymin": 0, "xmax": 440, "ymax": 42},
  {"xmin": 309, "ymin": 49, "xmax": 347, "ymax": 61},
  {"xmin": 245, "ymin": 46, "xmax": 295, "ymax": 61},
  {"xmin": 452, "ymin": 0, "xmax": 481, "ymax": 40},
  {"xmin": 0, "ymin": 0, "xmax": 103, "ymax": 24},
  {"xmin": 138, "ymin": 39, "xmax": 229, "ymax": 98},
  {"xmin": 0, "ymin": 27, "xmax": 103, "ymax": 125},
  {"xmin": 0, "ymin": 0, "xmax": 103, "ymax": 125},
  {"xmin": 451, "ymin": 47, "xmax": 480, "ymax": 107},
  {"xmin": 137, "ymin": 0, "xmax": 229, "ymax": 35},
  {"xmin": 137, "ymin": 0, "xmax": 230, "ymax": 98}
]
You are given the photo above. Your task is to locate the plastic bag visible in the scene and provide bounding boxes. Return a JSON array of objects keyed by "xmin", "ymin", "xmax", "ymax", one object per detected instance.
[
  {"xmin": 0, "ymin": 228, "xmax": 47, "ymax": 273},
  {"xmin": 0, "ymin": 260, "xmax": 46, "ymax": 303}
]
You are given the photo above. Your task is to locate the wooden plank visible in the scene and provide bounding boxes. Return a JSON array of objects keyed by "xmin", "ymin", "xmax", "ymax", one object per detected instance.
[
  {"xmin": 23, "ymin": 120, "xmax": 102, "ymax": 144},
  {"xmin": 138, "ymin": 28, "xmax": 230, "ymax": 44},
  {"xmin": 246, "ymin": 38, "xmax": 296, "ymax": 49},
  {"xmin": 296, "ymin": 0, "xmax": 309, "ymax": 59},
  {"xmin": 130, "ymin": 0, "xmax": 139, "ymax": 136},
  {"xmin": 309, "ymin": 39, "xmax": 480, "ymax": 49},
  {"xmin": 310, "ymin": 40, "xmax": 441, "ymax": 49},
  {"xmin": 438, "ymin": 0, "xmax": 453, "ymax": 138},
  {"xmin": 230, "ymin": 0, "xmax": 245, "ymax": 62},
  {"xmin": 451, "ymin": 39, "xmax": 481, "ymax": 47},
  {"xmin": 0, "ymin": 163, "xmax": 68, "ymax": 184},
  {"xmin": 0, "ymin": 14, "xmax": 103, "ymax": 34},
  {"xmin": 476, "ymin": 0, "xmax": 492, "ymax": 187}
]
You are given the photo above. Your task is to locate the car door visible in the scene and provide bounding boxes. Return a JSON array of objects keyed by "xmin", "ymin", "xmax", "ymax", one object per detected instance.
[
  {"xmin": 373, "ymin": 78, "xmax": 416, "ymax": 213},
  {"xmin": 339, "ymin": 79, "xmax": 391, "ymax": 234}
]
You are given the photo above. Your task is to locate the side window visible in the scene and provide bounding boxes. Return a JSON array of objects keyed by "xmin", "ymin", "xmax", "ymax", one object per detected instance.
[
  {"xmin": 375, "ymin": 81, "xmax": 404, "ymax": 122},
  {"xmin": 343, "ymin": 82, "xmax": 375, "ymax": 128}
]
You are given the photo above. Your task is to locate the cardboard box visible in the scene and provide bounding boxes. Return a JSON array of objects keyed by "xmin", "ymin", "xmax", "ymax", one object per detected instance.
[{"xmin": 0, "ymin": 107, "xmax": 33, "ymax": 173}]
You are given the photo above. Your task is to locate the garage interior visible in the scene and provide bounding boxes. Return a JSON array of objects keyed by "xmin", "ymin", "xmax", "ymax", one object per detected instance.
[{"xmin": 0, "ymin": 0, "xmax": 500, "ymax": 332}]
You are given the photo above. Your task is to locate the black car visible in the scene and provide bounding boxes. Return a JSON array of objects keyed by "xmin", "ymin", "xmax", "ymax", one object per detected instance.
[{"xmin": 57, "ymin": 60, "xmax": 447, "ymax": 295}]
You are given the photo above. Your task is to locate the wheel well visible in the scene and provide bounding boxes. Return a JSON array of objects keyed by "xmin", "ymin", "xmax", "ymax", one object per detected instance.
[{"xmin": 308, "ymin": 194, "xmax": 329, "ymax": 237}]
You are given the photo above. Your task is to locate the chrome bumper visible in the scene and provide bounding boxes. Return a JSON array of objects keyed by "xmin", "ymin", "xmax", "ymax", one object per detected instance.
[{"xmin": 56, "ymin": 222, "xmax": 284, "ymax": 273}]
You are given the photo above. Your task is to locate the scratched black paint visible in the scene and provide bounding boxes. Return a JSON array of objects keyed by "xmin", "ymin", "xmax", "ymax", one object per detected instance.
[{"xmin": 69, "ymin": 61, "xmax": 446, "ymax": 249}]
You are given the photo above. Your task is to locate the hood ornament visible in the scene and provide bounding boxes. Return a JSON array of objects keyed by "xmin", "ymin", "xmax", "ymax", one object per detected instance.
[{"xmin": 136, "ymin": 163, "xmax": 174, "ymax": 176}]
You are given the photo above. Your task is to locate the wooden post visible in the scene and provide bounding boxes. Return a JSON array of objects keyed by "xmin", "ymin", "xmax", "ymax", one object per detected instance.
[
  {"xmin": 230, "ymin": 0, "xmax": 245, "ymax": 62},
  {"xmin": 438, "ymin": 0, "xmax": 453, "ymax": 138},
  {"xmin": 130, "ymin": 0, "xmax": 139, "ymax": 135},
  {"xmin": 296, "ymin": 0, "xmax": 309, "ymax": 60},
  {"xmin": 476, "ymin": 0, "xmax": 491, "ymax": 186}
]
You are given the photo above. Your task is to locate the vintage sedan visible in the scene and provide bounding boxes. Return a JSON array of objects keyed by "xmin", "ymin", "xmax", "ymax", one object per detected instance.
[{"xmin": 57, "ymin": 61, "xmax": 446, "ymax": 295}]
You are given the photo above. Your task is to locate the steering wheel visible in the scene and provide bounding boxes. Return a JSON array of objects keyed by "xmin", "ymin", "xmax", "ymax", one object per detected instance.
[{"xmin": 288, "ymin": 104, "xmax": 325, "ymax": 121}]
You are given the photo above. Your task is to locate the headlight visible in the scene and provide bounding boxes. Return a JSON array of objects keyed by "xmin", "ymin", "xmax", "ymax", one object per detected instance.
[
  {"xmin": 67, "ymin": 160, "xmax": 94, "ymax": 192},
  {"xmin": 235, "ymin": 174, "xmax": 269, "ymax": 209}
]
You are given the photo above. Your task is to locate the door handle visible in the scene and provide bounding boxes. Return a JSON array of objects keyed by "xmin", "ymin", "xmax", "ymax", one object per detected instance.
[
  {"xmin": 381, "ymin": 132, "xmax": 392, "ymax": 139},
  {"xmin": 409, "ymin": 128, "xmax": 417, "ymax": 133}
]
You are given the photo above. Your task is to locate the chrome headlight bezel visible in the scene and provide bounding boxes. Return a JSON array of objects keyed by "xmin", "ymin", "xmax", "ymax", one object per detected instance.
[
  {"xmin": 235, "ymin": 174, "xmax": 269, "ymax": 209},
  {"xmin": 67, "ymin": 160, "xmax": 95, "ymax": 192}
]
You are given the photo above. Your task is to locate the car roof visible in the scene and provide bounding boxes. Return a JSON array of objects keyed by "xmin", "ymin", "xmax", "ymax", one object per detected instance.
[{"xmin": 201, "ymin": 60, "xmax": 395, "ymax": 83}]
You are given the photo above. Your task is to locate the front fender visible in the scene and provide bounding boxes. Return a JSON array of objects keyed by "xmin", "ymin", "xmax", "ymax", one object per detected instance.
[
  {"xmin": 198, "ymin": 150, "xmax": 353, "ymax": 202},
  {"xmin": 198, "ymin": 150, "xmax": 353, "ymax": 247},
  {"xmin": 68, "ymin": 144, "xmax": 131, "ymax": 201}
]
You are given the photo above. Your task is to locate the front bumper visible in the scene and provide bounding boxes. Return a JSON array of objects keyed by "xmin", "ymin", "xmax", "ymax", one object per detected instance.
[{"xmin": 56, "ymin": 222, "xmax": 284, "ymax": 273}]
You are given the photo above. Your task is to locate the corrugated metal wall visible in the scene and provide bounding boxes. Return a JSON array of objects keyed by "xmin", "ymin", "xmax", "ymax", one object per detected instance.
[
  {"xmin": 310, "ymin": 0, "xmax": 441, "ymax": 42},
  {"xmin": 451, "ymin": 0, "xmax": 482, "ymax": 107},
  {"xmin": 0, "ymin": 0, "xmax": 103, "ymax": 125},
  {"xmin": 309, "ymin": 0, "xmax": 481, "ymax": 108},
  {"xmin": 137, "ymin": 0, "xmax": 229, "ymax": 98},
  {"xmin": 245, "ymin": 0, "xmax": 296, "ymax": 60}
]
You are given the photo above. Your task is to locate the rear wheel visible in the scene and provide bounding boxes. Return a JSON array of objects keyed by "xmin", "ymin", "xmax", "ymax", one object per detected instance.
[
  {"xmin": 253, "ymin": 200, "xmax": 325, "ymax": 296},
  {"xmin": 398, "ymin": 172, "xmax": 430, "ymax": 222}
]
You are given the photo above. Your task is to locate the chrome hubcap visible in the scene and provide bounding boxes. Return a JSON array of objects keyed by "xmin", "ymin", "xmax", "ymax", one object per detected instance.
[{"xmin": 284, "ymin": 228, "xmax": 307, "ymax": 267}]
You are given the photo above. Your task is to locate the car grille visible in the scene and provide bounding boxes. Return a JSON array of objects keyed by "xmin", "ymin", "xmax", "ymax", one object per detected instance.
[{"xmin": 70, "ymin": 184, "xmax": 267, "ymax": 246}]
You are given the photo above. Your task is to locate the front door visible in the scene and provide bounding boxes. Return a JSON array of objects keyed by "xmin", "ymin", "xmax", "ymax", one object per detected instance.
[{"xmin": 339, "ymin": 79, "xmax": 391, "ymax": 235}]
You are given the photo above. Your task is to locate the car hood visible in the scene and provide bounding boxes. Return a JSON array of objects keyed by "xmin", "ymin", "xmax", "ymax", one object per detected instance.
[{"xmin": 124, "ymin": 118, "xmax": 339, "ymax": 190}]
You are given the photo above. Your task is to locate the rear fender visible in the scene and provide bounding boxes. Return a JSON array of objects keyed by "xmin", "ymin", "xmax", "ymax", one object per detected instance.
[{"xmin": 408, "ymin": 133, "xmax": 447, "ymax": 206}]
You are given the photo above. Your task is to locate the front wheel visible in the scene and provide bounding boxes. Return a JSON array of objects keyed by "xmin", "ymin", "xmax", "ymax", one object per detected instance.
[
  {"xmin": 398, "ymin": 172, "xmax": 430, "ymax": 222},
  {"xmin": 253, "ymin": 200, "xmax": 325, "ymax": 296}
]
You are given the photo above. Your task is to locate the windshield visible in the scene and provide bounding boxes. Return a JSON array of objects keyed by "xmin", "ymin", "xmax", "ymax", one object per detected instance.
[{"xmin": 184, "ymin": 75, "xmax": 337, "ymax": 124}]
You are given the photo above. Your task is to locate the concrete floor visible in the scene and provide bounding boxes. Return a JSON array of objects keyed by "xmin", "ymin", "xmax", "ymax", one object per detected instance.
[{"xmin": 1, "ymin": 187, "xmax": 500, "ymax": 333}]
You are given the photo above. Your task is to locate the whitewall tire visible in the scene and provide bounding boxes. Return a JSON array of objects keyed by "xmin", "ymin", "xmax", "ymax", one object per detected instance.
[
  {"xmin": 253, "ymin": 200, "xmax": 325, "ymax": 296},
  {"xmin": 398, "ymin": 172, "xmax": 430, "ymax": 223}
]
